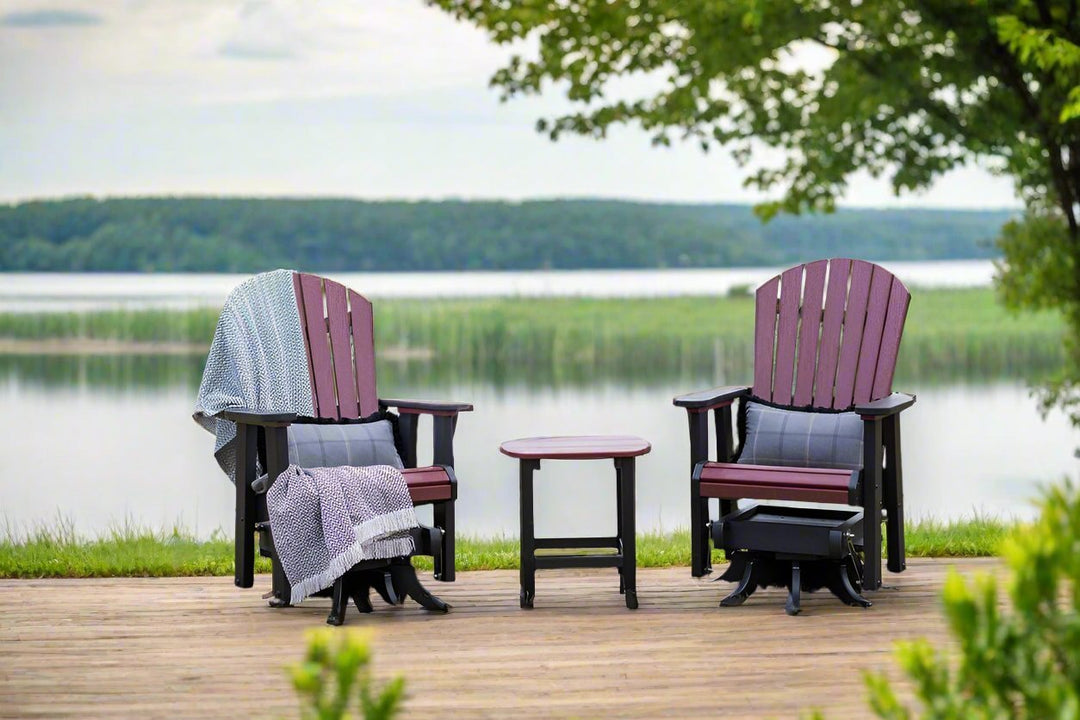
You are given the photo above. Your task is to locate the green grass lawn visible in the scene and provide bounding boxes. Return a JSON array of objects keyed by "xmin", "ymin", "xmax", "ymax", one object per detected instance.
[{"xmin": 0, "ymin": 517, "xmax": 1012, "ymax": 579}]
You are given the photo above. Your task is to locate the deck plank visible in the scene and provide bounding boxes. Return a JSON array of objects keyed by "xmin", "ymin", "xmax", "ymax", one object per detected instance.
[{"xmin": 0, "ymin": 560, "xmax": 998, "ymax": 719}]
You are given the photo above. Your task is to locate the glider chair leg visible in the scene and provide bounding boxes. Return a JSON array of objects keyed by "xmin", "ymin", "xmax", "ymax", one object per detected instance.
[
  {"xmin": 234, "ymin": 424, "xmax": 257, "ymax": 589},
  {"xmin": 389, "ymin": 559, "xmax": 450, "ymax": 613},
  {"xmin": 720, "ymin": 555, "xmax": 758, "ymax": 607},
  {"xmin": 687, "ymin": 408, "xmax": 712, "ymax": 578},
  {"xmin": 861, "ymin": 418, "xmax": 884, "ymax": 592},
  {"xmin": 784, "ymin": 561, "xmax": 802, "ymax": 616},
  {"xmin": 433, "ymin": 500, "xmax": 456, "ymax": 582},
  {"xmin": 883, "ymin": 415, "xmax": 906, "ymax": 574}
]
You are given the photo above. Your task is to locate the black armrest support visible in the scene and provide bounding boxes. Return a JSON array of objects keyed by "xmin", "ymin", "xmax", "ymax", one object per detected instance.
[
  {"xmin": 379, "ymin": 398, "xmax": 474, "ymax": 415},
  {"xmin": 673, "ymin": 385, "xmax": 751, "ymax": 410},
  {"xmin": 220, "ymin": 407, "xmax": 297, "ymax": 427},
  {"xmin": 380, "ymin": 398, "xmax": 472, "ymax": 468},
  {"xmin": 855, "ymin": 392, "xmax": 916, "ymax": 418}
]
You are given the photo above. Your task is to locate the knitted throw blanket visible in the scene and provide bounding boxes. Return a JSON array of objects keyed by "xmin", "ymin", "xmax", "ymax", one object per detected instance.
[
  {"xmin": 268, "ymin": 464, "xmax": 418, "ymax": 604},
  {"xmin": 192, "ymin": 269, "xmax": 315, "ymax": 481}
]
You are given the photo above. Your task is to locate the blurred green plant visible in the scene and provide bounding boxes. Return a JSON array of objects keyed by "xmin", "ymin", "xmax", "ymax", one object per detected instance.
[
  {"xmin": 863, "ymin": 481, "xmax": 1080, "ymax": 718},
  {"xmin": 288, "ymin": 629, "xmax": 405, "ymax": 720}
]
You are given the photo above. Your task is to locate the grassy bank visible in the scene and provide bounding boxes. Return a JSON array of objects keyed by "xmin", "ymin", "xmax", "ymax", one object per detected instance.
[
  {"xmin": 0, "ymin": 517, "xmax": 1013, "ymax": 579},
  {"xmin": 0, "ymin": 288, "xmax": 1066, "ymax": 385}
]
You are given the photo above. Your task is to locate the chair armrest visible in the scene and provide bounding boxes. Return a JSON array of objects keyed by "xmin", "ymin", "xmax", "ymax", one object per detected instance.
[
  {"xmin": 220, "ymin": 407, "xmax": 297, "ymax": 427},
  {"xmin": 673, "ymin": 385, "xmax": 751, "ymax": 410},
  {"xmin": 855, "ymin": 392, "xmax": 916, "ymax": 418},
  {"xmin": 380, "ymin": 399, "xmax": 471, "ymax": 469},
  {"xmin": 380, "ymin": 398, "xmax": 474, "ymax": 415}
]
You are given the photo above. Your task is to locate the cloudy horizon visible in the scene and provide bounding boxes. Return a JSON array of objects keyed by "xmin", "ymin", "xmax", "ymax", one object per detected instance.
[{"xmin": 1, "ymin": 0, "xmax": 1023, "ymax": 210}]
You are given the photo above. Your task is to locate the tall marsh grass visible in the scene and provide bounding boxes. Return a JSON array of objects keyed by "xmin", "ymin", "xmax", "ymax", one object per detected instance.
[{"xmin": 0, "ymin": 289, "xmax": 1064, "ymax": 386}]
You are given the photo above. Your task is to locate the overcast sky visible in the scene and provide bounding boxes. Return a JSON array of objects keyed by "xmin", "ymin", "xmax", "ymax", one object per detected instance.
[{"xmin": 0, "ymin": 0, "xmax": 1021, "ymax": 208}]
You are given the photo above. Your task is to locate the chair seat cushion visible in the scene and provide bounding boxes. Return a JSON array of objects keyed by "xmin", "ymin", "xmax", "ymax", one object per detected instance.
[
  {"xmin": 737, "ymin": 401, "xmax": 863, "ymax": 470},
  {"xmin": 403, "ymin": 466, "xmax": 454, "ymax": 504},
  {"xmin": 287, "ymin": 419, "xmax": 404, "ymax": 470},
  {"xmin": 698, "ymin": 462, "xmax": 859, "ymax": 504}
]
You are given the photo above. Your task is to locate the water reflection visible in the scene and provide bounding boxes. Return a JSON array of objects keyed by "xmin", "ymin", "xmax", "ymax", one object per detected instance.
[{"xmin": 1, "ymin": 358, "xmax": 1076, "ymax": 539}]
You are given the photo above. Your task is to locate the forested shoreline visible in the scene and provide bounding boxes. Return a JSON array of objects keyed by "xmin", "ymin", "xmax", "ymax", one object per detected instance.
[{"xmin": 0, "ymin": 197, "xmax": 1013, "ymax": 272}]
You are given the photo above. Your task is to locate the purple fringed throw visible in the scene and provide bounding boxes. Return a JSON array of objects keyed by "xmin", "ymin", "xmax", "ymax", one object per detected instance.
[{"xmin": 266, "ymin": 463, "xmax": 419, "ymax": 604}]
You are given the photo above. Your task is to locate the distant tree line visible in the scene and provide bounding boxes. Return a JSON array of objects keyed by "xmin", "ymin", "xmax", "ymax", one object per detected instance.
[{"xmin": 0, "ymin": 197, "xmax": 1013, "ymax": 272}]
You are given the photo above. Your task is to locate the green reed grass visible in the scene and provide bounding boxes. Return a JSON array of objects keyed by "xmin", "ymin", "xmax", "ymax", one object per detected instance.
[
  {"xmin": 0, "ymin": 517, "xmax": 1012, "ymax": 579},
  {"xmin": 0, "ymin": 288, "xmax": 1065, "ymax": 386}
]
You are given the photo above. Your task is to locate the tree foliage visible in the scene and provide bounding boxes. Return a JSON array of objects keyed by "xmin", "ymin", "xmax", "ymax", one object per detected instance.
[
  {"xmin": 863, "ymin": 481, "xmax": 1080, "ymax": 718},
  {"xmin": 429, "ymin": 0, "xmax": 1077, "ymax": 220},
  {"xmin": 0, "ymin": 197, "xmax": 1008, "ymax": 272},
  {"xmin": 429, "ymin": 0, "xmax": 1080, "ymax": 423}
]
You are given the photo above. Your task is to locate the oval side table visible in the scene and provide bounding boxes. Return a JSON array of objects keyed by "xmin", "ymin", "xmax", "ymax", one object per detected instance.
[{"xmin": 499, "ymin": 435, "xmax": 651, "ymax": 610}]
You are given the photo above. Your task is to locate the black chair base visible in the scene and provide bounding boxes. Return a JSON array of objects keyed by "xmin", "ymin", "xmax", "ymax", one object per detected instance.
[
  {"xmin": 326, "ymin": 559, "xmax": 449, "ymax": 626},
  {"xmin": 713, "ymin": 505, "xmax": 870, "ymax": 615}
]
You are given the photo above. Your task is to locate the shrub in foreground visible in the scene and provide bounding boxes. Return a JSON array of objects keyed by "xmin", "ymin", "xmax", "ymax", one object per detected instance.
[
  {"xmin": 865, "ymin": 482, "xmax": 1080, "ymax": 718},
  {"xmin": 289, "ymin": 629, "xmax": 405, "ymax": 720}
]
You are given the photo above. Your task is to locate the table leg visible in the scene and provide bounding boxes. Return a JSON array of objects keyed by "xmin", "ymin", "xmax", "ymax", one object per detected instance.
[
  {"xmin": 519, "ymin": 459, "xmax": 539, "ymax": 609},
  {"xmin": 615, "ymin": 459, "xmax": 624, "ymax": 593},
  {"xmin": 617, "ymin": 457, "xmax": 638, "ymax": 610}
]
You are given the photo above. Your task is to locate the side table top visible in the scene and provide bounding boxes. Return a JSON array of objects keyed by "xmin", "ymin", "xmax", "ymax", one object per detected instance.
[{"xmin": 500, "ymin": 435, "xmax": 652, "ymax": 460}]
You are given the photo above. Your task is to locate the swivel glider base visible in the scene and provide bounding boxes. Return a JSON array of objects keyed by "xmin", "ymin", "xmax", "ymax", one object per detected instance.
[
  {"xmin": 718, "ymin": 551, "xmax": 871, "ymax": 615},
  {"xmin": 325, "ymin": 560, "xmax": 450, "ymax": 626}
]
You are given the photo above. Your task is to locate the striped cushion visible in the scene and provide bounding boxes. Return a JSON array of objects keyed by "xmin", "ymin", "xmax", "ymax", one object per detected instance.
[
  {"xmin": 737, "ymin": 401, "xmax": 863, "ymax": 470},
  {"xmin": 287, "ymin": 420, "xmax": 403, "ymax": 470}
]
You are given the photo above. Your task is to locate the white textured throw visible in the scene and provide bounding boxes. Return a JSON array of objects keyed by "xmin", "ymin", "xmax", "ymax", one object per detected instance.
[
  {"xmin": 267, "ymin": 464, "xmax": 418, "ymax": 604},
  {"xmin": 192, "ymin": 269, "xmax": 315, "ymax": 481}
]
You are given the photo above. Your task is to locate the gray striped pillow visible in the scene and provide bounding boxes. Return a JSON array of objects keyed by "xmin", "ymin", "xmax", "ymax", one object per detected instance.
[
  {"xmin": 287, "ymin": 420, "xmax": 403, "ymax": 470},
  {"xmin": 737, "ymin": 401, "xmax": 863, "ymax": 470}
]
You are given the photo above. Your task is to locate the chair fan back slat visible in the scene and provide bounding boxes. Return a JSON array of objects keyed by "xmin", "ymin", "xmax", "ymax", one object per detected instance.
[
  {"xmin": 752, "ymin": 276, "xmax": 781, "ymax": 399},
  {"xmin": 832, "ymin": 259, "xmax": 874, "ymax": 409},
  {"xmin": 852, "ymin": 265, "xmax": 894, "ymax": 404},
  {"xmin": 871, "ymin": 278, "xmax": 911, "ymax": 400},
  {"xmin": 348, "ymin": 290, "xmax": 380, "ymax": 417},
  {"xmin": 792, "ymin": 259, "xmax": 828, "ymax": 406},
  {"xmin": 771, "ymin": 266, "xmax": 804, "ymax": 405},
  {"xmin": 812, "ymin": 258, "xmax": 851, "ymax": 408},
  {"xmin": 297, "ymin": 273, "xmax": 339, "ymax": 419},
  {"xmin": 292, "ymin": 272, "xmax": 318, "ymax": 413},
  {"xmin": 325, "ymin": 279, "xmax": 359, "ymax": 419}
]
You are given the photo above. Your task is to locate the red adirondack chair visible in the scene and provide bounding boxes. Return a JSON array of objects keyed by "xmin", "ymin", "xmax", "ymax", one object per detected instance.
[
  {"xmin": 223, "ymin": 272, "xmax": 471, "ymax": 623},
  {"xmin": 674, "ymin": 258, "xmax": 914, "ymax": 595}
]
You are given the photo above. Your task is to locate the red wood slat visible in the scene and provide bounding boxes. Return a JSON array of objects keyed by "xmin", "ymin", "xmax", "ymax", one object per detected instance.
[
  {"xmin": 325, "ymin": 280, "xmax": 359, "ymax": 419},
  {"xmin": 852, "ymin": 266, "xmax": 894, "ymax": 404},
  {"xmin": 832, "ymin": 260, "xmax": 873, "ymax": 408},
  {"xmin": 699, "ymin": 481, "xmax": 849, "ymax": 504},
  {"xmin": 792, "ymin": 260, "xmax": 828, "ymax": 406},
  {"xmin": 699, "ymin": 462, "xmax": 854, "ymax": 488},
  {"xmin": 771, "ymin": 266, "xmax": 804, "ymax": 405},
  {"xmin": 752, "ymin": 276, "xmax": 781, "ymax": 399},
  {"xmin": 299, "ymin": 273, "xmax": 338, "ymax": 419},
  {"xmin": 348, "ymin": 290, "xmax": 379, "ymax": 417},
  {"xmin": 871, "ymin": 278, "xmax": 911, "ymax": 400},
  {"xmin": 403, "ymin": 466, "xmax": 453, "ymax": 504},
  {"xmin": 292, "ymin": 273, "xmax": 317, "ymax": 411},
  {"xmin": 812, "ymin": 259, "xmax": 851, "ymax": 408}
]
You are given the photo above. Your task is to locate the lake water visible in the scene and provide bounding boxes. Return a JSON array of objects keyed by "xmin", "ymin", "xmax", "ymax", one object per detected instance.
[
  {"xmin": 0, "ymin": 373, "xmax": 1075, "ymax": 539},
  {"xmin": 1, "ymin": 262, "xmax": 1077, "ymax": 540}
]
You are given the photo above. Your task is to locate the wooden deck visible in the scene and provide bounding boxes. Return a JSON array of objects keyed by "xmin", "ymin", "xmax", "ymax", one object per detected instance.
[{"xmin": 1, "ymin": 559, "xmax": 998, "ymax": 719}]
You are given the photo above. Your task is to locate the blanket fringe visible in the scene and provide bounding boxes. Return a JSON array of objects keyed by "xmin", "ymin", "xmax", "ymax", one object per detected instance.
[{"xmin": 354, "ymin": 507, "xmax": 420, "ymax": 550}]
